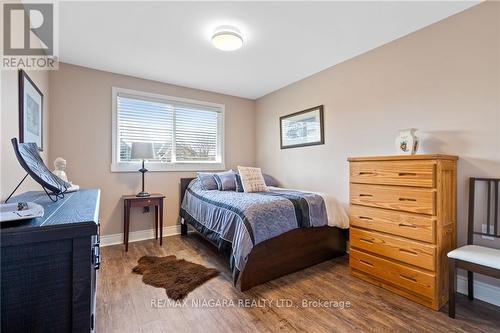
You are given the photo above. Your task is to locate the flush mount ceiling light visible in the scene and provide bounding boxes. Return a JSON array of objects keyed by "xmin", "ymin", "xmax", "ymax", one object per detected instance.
[{"xmin": 211, "ymin": 26, "xmax": 243, "ymax": 51}]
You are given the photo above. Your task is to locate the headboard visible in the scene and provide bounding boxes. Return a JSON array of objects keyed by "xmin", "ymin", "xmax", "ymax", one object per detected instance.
[{"xmin": 180, "ymin": 177, "xmax": 196, "ymax": 209}]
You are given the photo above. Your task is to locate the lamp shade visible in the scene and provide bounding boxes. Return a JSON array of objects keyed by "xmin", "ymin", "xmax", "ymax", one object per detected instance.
[{"xmin": 130, "ymin": 142, "xmax": 154, "ymax": 160}]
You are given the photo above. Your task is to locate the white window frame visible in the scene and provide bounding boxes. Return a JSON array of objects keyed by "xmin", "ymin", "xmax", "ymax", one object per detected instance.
[{"xmin": 111, "ymin": 87, "xmax": 225, "ymax": 172}]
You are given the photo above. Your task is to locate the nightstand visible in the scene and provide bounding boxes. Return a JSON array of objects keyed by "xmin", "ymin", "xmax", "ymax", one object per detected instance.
[{"xmin": 122, "ymin": 193, "xmax": 165, "ymax": 251}]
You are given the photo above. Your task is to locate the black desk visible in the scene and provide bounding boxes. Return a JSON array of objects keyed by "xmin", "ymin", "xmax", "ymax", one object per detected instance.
[{"xmin": 1, "ymin": 189, "xmax": 100, "ymax": 333}]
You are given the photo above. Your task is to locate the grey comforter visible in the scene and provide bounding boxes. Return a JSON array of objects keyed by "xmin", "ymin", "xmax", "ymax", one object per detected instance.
[{"xmin": 180, "ymin": 179, "xmax": 329, "ymax": 283}]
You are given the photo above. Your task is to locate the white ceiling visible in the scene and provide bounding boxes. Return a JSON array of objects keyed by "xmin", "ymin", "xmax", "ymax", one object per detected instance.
[{"xmin": 58, "ymin": 1, "xmax": 479, "ymax": 99}]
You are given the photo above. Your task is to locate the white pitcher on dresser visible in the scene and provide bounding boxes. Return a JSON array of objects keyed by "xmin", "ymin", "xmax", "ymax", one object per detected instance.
[{"xmin": 395, "ymin": 128, "xmax": 419, "ymax": 155}]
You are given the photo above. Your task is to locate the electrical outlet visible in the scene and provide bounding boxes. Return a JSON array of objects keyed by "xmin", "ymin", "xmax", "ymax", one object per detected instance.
[{"xmin": 481, "ymin": 224, "xmax": 495, "ymax": 241}]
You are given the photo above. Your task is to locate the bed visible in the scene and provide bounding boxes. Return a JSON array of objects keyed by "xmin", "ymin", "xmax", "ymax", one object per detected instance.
[{"xmin": 179, "ymin": 177, "xmax": 348, "ymax": 291}]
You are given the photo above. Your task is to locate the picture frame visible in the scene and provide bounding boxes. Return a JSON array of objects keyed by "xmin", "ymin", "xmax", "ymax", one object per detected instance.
[
  {"xmin": 19, "ymin": 69, "xmax": 44, "ymax": 151},
  {"xmin": 280, "ymin": 105, "xmax": 324, "ymax": 149}
]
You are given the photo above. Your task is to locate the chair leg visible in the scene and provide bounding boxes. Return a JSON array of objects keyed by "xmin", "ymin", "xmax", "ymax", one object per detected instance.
[
  {"xmin": 449, "ymin": 258, "xmax": 456, "ymax": 318},
  {"xmin": 467, "ymin": 271, "xmax": 474, "ymax": 300}
]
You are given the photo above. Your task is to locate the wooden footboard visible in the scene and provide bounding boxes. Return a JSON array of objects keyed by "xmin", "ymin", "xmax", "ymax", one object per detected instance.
[
  {"xmin": 238, "ymin": 225, "xmax": 346, "ymax": 291},
  {"xmin": 179, "ymin": 177, "xmax": 347, "ymax": 291}
]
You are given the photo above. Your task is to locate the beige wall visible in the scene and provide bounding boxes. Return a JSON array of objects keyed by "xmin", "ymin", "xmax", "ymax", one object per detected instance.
[
  {"xmin": 1, "ymin": 69, "xmax": 51, "ymax": 200},
  {"xmin": 0, "ymin": 0, "xmax": 51, "ymax": 200},
  {"xmin": 49, "ymin": 63, "xmax": 255, "ymax": 236},
  {"xmin": 256, "ymin": 1, "xmax": 499, "ymax": 251}
]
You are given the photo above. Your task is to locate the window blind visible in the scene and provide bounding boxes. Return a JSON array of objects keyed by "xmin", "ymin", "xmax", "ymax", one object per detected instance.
[{"xmin": 117, "ymin": 93, "xmax": 222, "ymax": 164}]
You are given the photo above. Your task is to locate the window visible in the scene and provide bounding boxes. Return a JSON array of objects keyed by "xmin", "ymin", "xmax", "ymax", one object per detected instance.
[{"xmin": 112, "ymin": 87, "xmax": 225, "ymax": 172}]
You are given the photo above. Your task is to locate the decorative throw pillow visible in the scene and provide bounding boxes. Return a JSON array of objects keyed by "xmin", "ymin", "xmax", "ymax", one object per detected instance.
[
  {"xmin": 237, "ymin": 166, "xmax": 269, "ymax": 193},
  {"xmin": 197, "ymin": 172, "xmax": 218, "ymax": 190},
  {"xmin": 263, "ymin": 174, "xmax": 280, "ymax": 187},
  {"xmin": 213, "ymin": 170, "xmax": 237, "ymax": 191}
]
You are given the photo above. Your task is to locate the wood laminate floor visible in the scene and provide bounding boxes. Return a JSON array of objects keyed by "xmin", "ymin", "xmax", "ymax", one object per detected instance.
[{"xmin": 97, "ymin": 234, "xmax": 500, "ymax": 333}]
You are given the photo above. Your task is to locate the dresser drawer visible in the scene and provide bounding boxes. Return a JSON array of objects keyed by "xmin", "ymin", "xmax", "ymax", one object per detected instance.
[
  {"xmin": 350, "ymin": 161, "xmax": 435, "ymax": 187},
  {"xmin": 350, "ymin": 228, "xmax": 435, "ymax": 271},
  {"xmin": 350, "ymin": 183, "xmax": 435, "ymax": 215},
  {"xmin": 350, "ymin": 205, "xmax": 435, "ymax": 243},
  {"xmin": 350, "ymin": 249, "xmax": 435, "ymax": 299}
]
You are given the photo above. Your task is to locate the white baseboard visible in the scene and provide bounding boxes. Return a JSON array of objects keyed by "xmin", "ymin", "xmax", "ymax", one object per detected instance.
[
  {"xmin": 457, "ymin": 275, "xmax": 500, "ymax": 307},
  {"xmin": 100, "ymin": 225, "xmax": 183, "ymax": 247}
]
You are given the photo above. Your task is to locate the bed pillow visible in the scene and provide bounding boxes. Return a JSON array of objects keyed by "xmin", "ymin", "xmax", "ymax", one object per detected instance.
[
  {"xmin": 197, "ymin": 172, "xmax": 218, "ymax": 190},
  {"xmin": 237, "ymin": 166, "xmax": 269, "ymax": 193},
  {"xmin": 263, "ymin": 174, "xmax": 280, "ymax": 187},
  {"xmin": 235, "ymin": 173, "xmax": 244, "ymax": 192},
  {"xmin": 213, "ymin": 170, "xmax": 237, "ymax": 191}
]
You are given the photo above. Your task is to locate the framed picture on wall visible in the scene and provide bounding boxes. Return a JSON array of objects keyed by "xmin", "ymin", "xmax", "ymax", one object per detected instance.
[
  {"xmin": 19, "ymin": 69, "xmax": 44, "ymax": 151},
  {"xmin": 280, "ymin": 105, "xmax": 324, "ymax": 149}
]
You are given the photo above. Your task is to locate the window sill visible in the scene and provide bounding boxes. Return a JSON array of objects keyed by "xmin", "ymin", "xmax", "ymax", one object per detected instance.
[{"xmin": 111, "ymin": 162, "xmax": 226, "ymax": 173}]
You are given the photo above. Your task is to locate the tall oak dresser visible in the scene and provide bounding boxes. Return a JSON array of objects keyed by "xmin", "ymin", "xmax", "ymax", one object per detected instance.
[{"xmin": 348, "ymin": 155, "xmax": 457, "ymax": 310}]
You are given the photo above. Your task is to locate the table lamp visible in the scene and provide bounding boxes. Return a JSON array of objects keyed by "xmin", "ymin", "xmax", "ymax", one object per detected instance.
[{"xmin": 131, "ymin": 142, "xmax": 154, "ymax": 197}]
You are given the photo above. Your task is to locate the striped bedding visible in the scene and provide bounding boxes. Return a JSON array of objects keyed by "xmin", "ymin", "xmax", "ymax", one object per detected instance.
[{"xmin": 180, "ymin": 178, "xmax": 332, "ymax": 283}]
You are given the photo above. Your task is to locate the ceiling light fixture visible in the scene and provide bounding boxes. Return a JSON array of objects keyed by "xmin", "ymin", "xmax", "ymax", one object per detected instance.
[{"xmin": 211, "ymin": 26, "xmax": 243, "ymax": 51}]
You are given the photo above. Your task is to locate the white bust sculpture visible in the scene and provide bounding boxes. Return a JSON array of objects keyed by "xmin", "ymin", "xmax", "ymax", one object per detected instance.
[
  {"xmin": 53, "ymin": 157, "xmax": 79, "ymax": 192},
  {"xmin": 53, "ymin": 157, "xmax": 69, "ymax": 182}
]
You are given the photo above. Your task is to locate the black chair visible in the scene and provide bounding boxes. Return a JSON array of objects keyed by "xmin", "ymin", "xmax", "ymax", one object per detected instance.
[{"xmin": 448, "ymin": 177, "xmax": 500, "ymax": 318}]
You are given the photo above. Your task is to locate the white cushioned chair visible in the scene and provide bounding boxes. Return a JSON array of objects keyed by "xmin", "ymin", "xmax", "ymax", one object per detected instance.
[{"xmin": 447, "ymin": 177, "xmax": 500, "ymax": 318}]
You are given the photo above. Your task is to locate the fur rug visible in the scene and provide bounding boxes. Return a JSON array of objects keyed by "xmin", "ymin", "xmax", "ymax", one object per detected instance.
[{"xmin": 132, "ymin": 255, "xmax": 219, "ymax": 300}]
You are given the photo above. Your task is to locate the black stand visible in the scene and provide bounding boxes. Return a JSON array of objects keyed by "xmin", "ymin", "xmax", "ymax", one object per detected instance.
[
  {"xmin": 136, "ymin": 159, "xmax": 150, "ymax": 197},
  {"xmin": 4, "ymin": 174, "xmax": 29, "ymax": 203},
  {"xmin": 4, "ymin": 173, "xmax": 65, "ymax": 203}
]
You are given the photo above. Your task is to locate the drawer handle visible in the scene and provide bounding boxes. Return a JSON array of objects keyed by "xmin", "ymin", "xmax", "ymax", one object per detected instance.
[
  {"xmin": 399, "ymin": 248, "xmax": 418, "ymax": 256},
  {"xmin": 398, "ymin": 223, "xmax": 417, "ymax": 229},
  {"xmin": 93, "ymin": 241, "xmax": 100, "ymax": 270},
  {"xmin": 358, "ymin": 172, "xmax": 375, "ymax": 175},
  {"xmin": 359, "ymin": 194, "xmax": 373, "ymax": 197},
  {"xmin": 399, "ymin": 197, "xmax": 417, "ymax": 202},
  {"xmin": 359, "ymin": 216, "xmax": 373, "ymax": 221},
  {"xmin": 400, "ymin": 274, "xmax": 418, "ymax": 283},
  {"xmin": 360, "ymin": 238, "xmax": 374, "ymax": 244},
  {"xmin": 360, "ymin": 259, "xmax": 374, "ymax": 267},
  {"xmin": 398, "ymin": 172, "xmax": 417, "ymax": 177}
]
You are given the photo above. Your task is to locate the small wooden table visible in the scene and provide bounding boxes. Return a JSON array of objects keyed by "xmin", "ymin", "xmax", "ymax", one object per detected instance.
[{"xmin": 122, "ymin": 193, "xmax": 165, "ymax": 251}]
